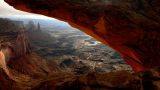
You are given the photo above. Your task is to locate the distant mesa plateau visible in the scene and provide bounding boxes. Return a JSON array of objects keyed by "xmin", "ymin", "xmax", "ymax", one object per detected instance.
[{"xmin": 0, "ymin": 0, "xmax": 160, "ymax": 90}]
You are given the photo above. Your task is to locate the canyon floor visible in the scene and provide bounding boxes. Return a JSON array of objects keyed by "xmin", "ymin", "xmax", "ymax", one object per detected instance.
[
  {"xmin": 1, "ymin": 57, "xmax": 160, "ymax": 90},
  {"xmin": 0, "ymin": 18, "xmax": 160, "ymax": 90}
]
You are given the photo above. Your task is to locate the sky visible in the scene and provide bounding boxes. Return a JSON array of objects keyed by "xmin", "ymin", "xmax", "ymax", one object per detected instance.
[
  {"xmin": 0, "ymin": 0, "xmax": 56, "ymax": 20},
  {"xmin": 0, "ymin": 0, "xmax": 73, "ymax": 28},
  {"xmin": 0, "ymin": 0, "xmax": 20, "ymax": 15}
]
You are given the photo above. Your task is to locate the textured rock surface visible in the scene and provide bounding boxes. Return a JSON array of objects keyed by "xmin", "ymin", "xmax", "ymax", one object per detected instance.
[
  {"xmin": 1, "ymin": 68, "xmax": 160, "ymax": 90},
  {"xmin": 33, "ymin": 71, "xmax": 142, "ymax": 90},
  {"xmin": 4, "ymin": 0, "xmax": 160, "ymax": 72}
]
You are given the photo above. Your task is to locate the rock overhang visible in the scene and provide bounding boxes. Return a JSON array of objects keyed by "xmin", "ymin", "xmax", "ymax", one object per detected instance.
[{"xmin": 4, "ymin": 0, "xmax": 160, "ymax": 72}]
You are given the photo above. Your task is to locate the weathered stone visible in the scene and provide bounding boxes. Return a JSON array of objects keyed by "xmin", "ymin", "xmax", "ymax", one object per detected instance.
[{"xmin": 32, "ymin": 71, "xmax": 142, "ymax": 90}]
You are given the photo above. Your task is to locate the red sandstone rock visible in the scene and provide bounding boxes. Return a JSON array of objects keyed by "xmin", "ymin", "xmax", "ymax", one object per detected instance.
[{"xmin": 4, "ymin": 0, "xmax": 160, "ymax": 72}]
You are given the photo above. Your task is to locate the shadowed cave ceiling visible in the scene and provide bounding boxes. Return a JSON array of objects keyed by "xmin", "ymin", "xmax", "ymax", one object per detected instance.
[{"xmin": 4, "ymin": 0, "xmax": 160, "ymax": 72}]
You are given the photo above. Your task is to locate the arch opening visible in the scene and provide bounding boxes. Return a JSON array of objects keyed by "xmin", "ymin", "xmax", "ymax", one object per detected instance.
[
  {"xmin": 0, "ymin": 15, "xmax": 132, "ymax": 74},
  {"xmin": 0, "ymin": 0, "xmax": 133, "ymax": 74}
]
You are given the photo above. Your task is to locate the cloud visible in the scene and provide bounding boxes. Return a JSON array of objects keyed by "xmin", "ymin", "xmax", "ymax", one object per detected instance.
[
  {"xmin": 0, "ymin": 0, "xmax": 14, "ymax": 10},
  {"xmin": 0, "ymin": 0, "xmax": 28, "ymax": 15},
  {"xmin": 0, "ymin": 0, "xmax": 57, "ymax": 20}
]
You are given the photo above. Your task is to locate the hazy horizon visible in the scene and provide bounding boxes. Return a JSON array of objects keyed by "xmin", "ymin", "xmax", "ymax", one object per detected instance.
[{"xmin": 0, "ymin": 0, "xmax": 74, "ymax": 28}]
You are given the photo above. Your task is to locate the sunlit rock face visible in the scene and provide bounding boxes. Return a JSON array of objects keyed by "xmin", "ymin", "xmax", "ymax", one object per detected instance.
[{"xmin": 5, "ymin": 0, "xmax": 160, "ymax": 72}]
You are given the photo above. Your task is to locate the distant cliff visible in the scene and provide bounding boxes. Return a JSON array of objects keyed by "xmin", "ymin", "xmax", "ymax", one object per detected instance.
[
  {"xmin": 0, "ymin": 18, "xmax": 58, "ymax": 78},
  {"xmin": 0, "ymin": 18, "xmax": 31, "ymax": 58}
]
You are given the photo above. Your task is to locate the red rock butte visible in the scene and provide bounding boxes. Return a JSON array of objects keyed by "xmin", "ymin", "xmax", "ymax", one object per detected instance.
[{"xmin": 4, "ymin": 0, "xmax": 160, "ymax": 72}]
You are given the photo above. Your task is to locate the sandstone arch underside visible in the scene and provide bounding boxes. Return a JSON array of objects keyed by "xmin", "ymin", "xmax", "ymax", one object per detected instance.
[{"xmin": 4, "ymin": 0, "xmax": 160, "ymax": 72}]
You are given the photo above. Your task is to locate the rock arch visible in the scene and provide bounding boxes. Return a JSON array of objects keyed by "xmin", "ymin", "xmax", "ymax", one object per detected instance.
[{"xmin": 4, "ymin": 0, "xmax": 160, "ymax": 72}]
